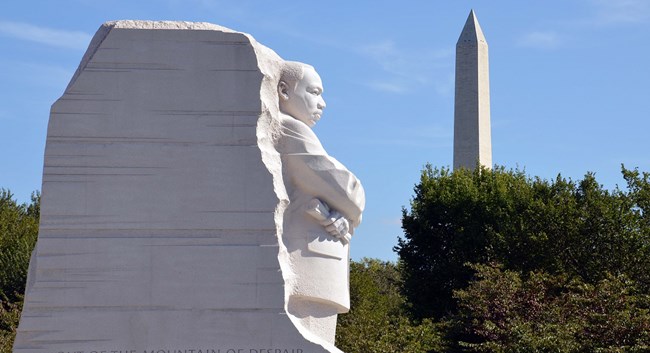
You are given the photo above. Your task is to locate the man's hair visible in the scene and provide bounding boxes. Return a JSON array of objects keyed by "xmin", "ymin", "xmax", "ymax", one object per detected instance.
[{"xmin": 279, "ymin": 61, "xmax": 314, "ymax": 88}]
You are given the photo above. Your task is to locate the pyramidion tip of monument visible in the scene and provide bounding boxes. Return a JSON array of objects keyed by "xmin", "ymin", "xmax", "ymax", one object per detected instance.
[{"xmin": 457, "ymin": 9, "xmax": 487, "ymax": 46}]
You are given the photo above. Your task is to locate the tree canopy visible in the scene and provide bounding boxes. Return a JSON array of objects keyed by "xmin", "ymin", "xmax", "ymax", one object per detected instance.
[
  {"xmin": 0, "ymin": 190, "xmax": 39, "ymax": 353},
  {"xmin": 336, "ymin": 258, "xmax": 447, "ymax": 353},
  {"xmin": 453, "ymin": 264, "xmax": 650, "ymax": 352},
  {"xmin": 393, "ymin": 165, "xmax": 650, "ymax": 352},
  {"xmin": 396, "ymin": 165, "xmax": 650, "ymax": 320}
]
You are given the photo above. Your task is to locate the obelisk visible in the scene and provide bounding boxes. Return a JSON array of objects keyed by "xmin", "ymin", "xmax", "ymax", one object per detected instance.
[{"xmin": 453, "ymin": 10, "xmax": 492, "ymax": 170}]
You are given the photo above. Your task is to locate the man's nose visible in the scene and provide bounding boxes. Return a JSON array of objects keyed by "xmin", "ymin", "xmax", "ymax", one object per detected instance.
[{"xmin": 318, "ymin": 98, "xmax": 326, "ymax": 109}]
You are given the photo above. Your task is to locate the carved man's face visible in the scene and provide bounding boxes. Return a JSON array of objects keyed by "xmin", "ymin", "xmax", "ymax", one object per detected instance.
[{"xmin": 279, "ymin": 67, "xmax": 326, "ymax": 127}]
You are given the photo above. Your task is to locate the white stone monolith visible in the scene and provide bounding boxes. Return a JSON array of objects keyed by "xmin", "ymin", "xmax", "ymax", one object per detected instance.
[{"xmin": 13, "ymin": 21, "xmax": 345, "ymax": 353}]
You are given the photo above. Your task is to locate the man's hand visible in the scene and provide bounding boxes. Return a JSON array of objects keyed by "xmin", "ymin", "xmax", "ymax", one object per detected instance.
[
  {"xmin": 320, "ymin": 211, "xmax": 349, "ymax": 240},
  {"xmin": 306, "ymin": 198, "xmax": 352, "ymax": 243}
]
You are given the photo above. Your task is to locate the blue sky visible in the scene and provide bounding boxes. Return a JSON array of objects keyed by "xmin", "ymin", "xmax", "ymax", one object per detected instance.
[{"xmin": 1, "ymin": 0, "xmax": 649, "ymax": 261}]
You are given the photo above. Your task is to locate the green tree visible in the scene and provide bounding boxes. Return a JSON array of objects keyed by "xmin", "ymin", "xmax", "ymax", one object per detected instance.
[
  {"xmin": 336, "ymin": 258, "xmax": 447, "ymax": 353},
  {"xmin": 396, "ymin": 165, "xmax": 650, "ymax": 320},
  {"xmin": 0, "ymin": 190, "xmax": 39, "ymax": 353},
  {"xmin": 0, "ymin": 299, "xmax": 22, "ymax": 353},
  {"xmin": 452, "ymin": 264, "xmax": 650, "ymax": 352}
]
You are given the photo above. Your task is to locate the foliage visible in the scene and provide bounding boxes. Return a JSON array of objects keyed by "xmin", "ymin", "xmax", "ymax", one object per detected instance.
[
  {"xmin": 0, "ymin": 299, "xmax": 21, "ymax": 353},
  {"xmin": 0, "ymin": 190, "xmax": 40, "ymax": 302},
  {"xmin": 0, "ymin": 190, "xmax": 39, "ymax": 353},
  {"xmin": 396, "ymin": 165, "xmax": 650, "ymax": 320},
  {"xmin": 336, "ymin": 258, "xmax": 448, "ymax": 353},
  {"xmin": 452, "ymin": 263, "xmax": 650, "ymax": 353}
]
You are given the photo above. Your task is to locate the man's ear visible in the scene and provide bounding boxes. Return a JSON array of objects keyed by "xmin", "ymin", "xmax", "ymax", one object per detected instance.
[{"xmin": 278, "ymin": 81, "xmax": 290, "ymax": 100}]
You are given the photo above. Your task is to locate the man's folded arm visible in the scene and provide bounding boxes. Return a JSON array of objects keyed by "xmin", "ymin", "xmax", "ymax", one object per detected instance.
[{"xmin": 284, "ymin": 153, "xmax": 365, "ymax": 226}]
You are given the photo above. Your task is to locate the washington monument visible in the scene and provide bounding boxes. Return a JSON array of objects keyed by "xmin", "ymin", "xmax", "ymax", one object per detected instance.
[{"xmin": 453, "ymin": 10, "xmax": 492, "ymax": 170}]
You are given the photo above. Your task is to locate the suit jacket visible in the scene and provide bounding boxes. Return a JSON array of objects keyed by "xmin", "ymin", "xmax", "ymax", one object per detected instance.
[{"xmin": 277, "ymin": 115, "xmax": 365, "ymax": 312}]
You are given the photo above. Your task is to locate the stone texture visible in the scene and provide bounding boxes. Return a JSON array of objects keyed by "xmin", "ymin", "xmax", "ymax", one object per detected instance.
[
  {"xmin": 14, "ymin": 21, "xmax": 338, "ymax": 353},
  {"xmin": 453, "ymin": 10, "xmax": 492, "ymax": 170},
  {"xmin": 275, "ymin": 62, "xmax": 365, "ymax": 345}
]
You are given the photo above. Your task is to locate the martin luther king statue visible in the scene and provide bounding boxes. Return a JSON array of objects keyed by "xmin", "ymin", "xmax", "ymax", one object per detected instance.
[{"xmin": 275, "ymin": 61, "xmax": 366, "ymax": 345}]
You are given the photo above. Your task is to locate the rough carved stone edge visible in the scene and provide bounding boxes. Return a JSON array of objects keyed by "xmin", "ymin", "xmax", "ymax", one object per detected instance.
[{"xmin": 249, "ymin": 32, "xmax": 344, "ymax": 353}]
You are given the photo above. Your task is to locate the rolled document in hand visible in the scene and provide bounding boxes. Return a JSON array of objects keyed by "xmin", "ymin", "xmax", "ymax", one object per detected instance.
[{"xmin": 306, "ymin": 198, "xmax": 351, "ymax": 244}]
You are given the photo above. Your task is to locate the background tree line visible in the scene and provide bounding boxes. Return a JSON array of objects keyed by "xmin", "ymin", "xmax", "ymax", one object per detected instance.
[
  {"xmin": 2, "ymin": 164, "xmax": 650, "ymax": 352},
  {"xmin": 337, "ymin": 165, "xmax": 650, "ymax": 352},
  {"xmin": 0, "ymin": 190, "xmax": 39, "ymax": 353}
]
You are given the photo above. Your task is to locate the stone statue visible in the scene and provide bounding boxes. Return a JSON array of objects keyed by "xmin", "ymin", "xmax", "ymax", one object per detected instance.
[
  {"xmin": 14, "ymin": 22, "xmax": 346, "ymax": 353},
  {"xmin": 276, "ymin": 61, "xmax": 366, "ymax": 345}
]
